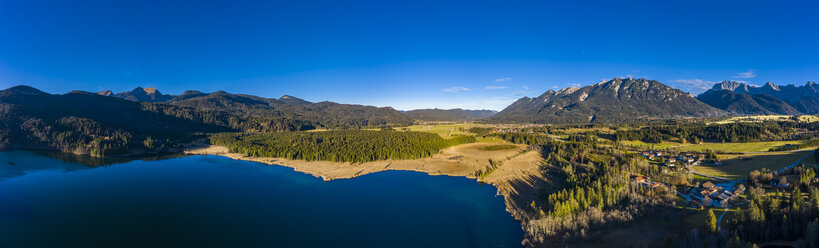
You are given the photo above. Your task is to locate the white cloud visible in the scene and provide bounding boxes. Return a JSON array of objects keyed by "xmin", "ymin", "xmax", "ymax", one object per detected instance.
[
  {"xmin": 495, "ymin": 77, "xmax": 513, "ymax": 82},
  {"xmin": 446, "ymin": 96, "xmax": 517, "ymax": 111},
  {"xmin": 485, "ymin": 85, "xmax": 508, "ymax": 89},
  {"xmin": 390, "ymin": 96, "xmax": 517, "ymax": 111},
  {"xmin": 733, "ymin": 70, "xmax": 757, "ymax": 79},
  {"xmin": 671, "ymin": 79, "xmax": 718, "ymax": 94},
  {"xmin": 515, "ymin": 85, "xmax": 533, "ymax": 96},
  {"xmin": 442, "ymin": 86, "xmax": 469, "ymax": 93}
]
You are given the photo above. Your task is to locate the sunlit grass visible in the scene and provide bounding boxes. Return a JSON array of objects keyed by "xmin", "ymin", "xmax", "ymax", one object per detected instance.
[
  {"xmin": 479, "ymin": 144, "xmax": 518, "ymax": 151},
  {"xmin": 404, "ymin": 123, "xmax": 484, "ymax": 139},
  {"xmin": 691, "ymin": 150, "xmax": 813, "ymax": 180},
  {"xmin": 674, "ymin": 140, "xmax": 816, "ymax": 153},
  {"xmin": 620, "ymin": 139, "xmax": 817, "ymax": 153}
]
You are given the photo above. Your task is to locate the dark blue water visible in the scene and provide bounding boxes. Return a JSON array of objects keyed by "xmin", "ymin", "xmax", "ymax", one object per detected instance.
[{"xmin": 0, "ymin": 151, "xmax": 522, "ymax": 248}]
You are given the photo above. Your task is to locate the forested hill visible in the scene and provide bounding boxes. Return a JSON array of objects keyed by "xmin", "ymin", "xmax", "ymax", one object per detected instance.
[
  {"xmin": 489, "ymin": 78, "xmax": 727, "ymax": 124},
  {"xmin": 164, "ymin": 90, "xmax": 412, "ymax": 128},
  {"xmin": 0, "ymin": 86, "xmax": 229, "ymax": 156},
  {"xmin": 100, "ymin": 87, "xmax": 413, "ymax": 128},
  {"xmin": 0, "ymin": 85, "xmax": 412, "ymax": 157},
  {"xmin": 403, "ymin": 108, "xmax": 497, "ymax": 121}
]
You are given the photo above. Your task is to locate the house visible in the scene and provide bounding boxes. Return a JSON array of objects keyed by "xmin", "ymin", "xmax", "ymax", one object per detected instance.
[
  {"xmin": 634, "ymin": 176, "xmax": 648, "ymax": 183},
  {"xmin": 714, "ymin": 192, "xmax": 731, "ymax": 202},
  {"xmin": 648, "ymin": 182, "xmax": 662, "ymax": 188},
  {"xmin": 733, "ymin": 187, "xmax": 746, "ymax": 195},
  {"xmin": 700, "ymin": 187, "xmax": 719, "ymax": 197},
  {"xmin": 702, "ymin": 181, "xmax": 716, "ymax": 189}
]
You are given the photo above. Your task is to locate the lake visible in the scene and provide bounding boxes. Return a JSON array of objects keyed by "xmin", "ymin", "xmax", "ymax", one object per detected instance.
[{"xmin": 0, "ymin": 150, "xmax": 523, "ymax": 247}]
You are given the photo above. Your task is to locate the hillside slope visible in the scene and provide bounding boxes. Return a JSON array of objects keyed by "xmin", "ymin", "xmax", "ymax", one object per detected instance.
[
  {"xmin": 490, "ymin": 78, "xmax": 726, "ymax": 124},
  {"xmin": 696, "ymin": 89, "xmax": 800, "ymax": 115},
  {"xmin": 705, "ymin": 81, "xmax": 819, "ymax": 114},
  {"xmin": 0, "ymin": 86, "xmax": 228, "ymax": 156}
]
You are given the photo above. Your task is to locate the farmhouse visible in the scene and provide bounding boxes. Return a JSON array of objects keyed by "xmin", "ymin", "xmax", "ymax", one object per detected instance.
[{"xmin": 702, "ymin": 181, "xmax": 716, "ymax": 189}]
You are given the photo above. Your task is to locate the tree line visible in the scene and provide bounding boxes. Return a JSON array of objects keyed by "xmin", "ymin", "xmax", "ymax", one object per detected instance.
[
  {"xmin": 210, "ymin": 130, "xmax": 475, "ymax": 163},
  {"xmin": 614, "ymin": 122, "xmax": 792, "ymax": 143}
]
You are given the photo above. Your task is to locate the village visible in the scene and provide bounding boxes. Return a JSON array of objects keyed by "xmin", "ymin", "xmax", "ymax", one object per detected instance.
[
  {"xmin": 633, "ymin": 149, "xmax": 814, "ymax": 210},
  {"xmin": 634, "ymin": 150, "xmax": 745, "ymax": 209},
  {"xmin": 638, "ymin": 150, "xmax": 722, "ymax": 168}
]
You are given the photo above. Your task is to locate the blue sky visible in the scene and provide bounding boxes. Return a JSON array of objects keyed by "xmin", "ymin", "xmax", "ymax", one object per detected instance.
[{"xmin": 1, "ymin": 0, "xmax": 817, "ymax": 110}]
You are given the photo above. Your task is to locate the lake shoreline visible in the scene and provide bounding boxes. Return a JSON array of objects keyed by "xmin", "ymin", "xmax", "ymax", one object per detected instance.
[
  {"xmin": 1, "ymin": 149, "xmax": 523, "ymax": 247},
  {"xmin": 185, "ymin": 144, "xmax": 544, "ymax": 247}
]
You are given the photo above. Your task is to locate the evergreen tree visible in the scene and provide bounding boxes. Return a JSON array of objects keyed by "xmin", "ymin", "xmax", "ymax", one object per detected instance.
[{"xmin": 706, "ymin": 208, "xmax": 718, "ymax": 233}]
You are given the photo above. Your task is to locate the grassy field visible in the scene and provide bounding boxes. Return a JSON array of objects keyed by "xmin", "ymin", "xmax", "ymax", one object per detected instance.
[
  {"xmin": 405, "ymin": 123, "xmax": 521, "ymax": 143},
  {"xmin": 404, "ymin": 123, "xmax": 482, "ymax": 139},
  {"xmin": 619, "ymin": 140, "xmax": 684, "ymax": 149},
  {"xmin": 552, "ymin": 127, "xmax": 616, "ymax": 134},
  {"xmin": 803, "ymin": 152, "xmax": 818, "ymax": 165},
  {"xmin": 675, "ymin": 140, "xmax": 816, "ymax": 153},
  {"xmin": 479, "ymin": 144, "xmax": 518, "ymax": 151},
  {"xmin": 683, "ymin": 208, "xmax": 730, "ymax": 227},
  {"xmin": 475, "ymin": 136, "xmax": 504, "ymax": 142},
  {"xmin": 691, "ymin": 150, "xmax": 813, "ymax": 180},
  {"xmin": 621, "ymin": 139, "xmax": 817, "ymax": 153}
]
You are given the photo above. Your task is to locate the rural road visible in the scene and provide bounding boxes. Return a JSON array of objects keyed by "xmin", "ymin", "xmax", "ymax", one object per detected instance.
[
  {"xmin": 776, "ymin": 150, "xmax": 816, "ymax": 174},
  {"xmin": 690, "ymin": 171, "xmax": 732, "ymax": 181}
]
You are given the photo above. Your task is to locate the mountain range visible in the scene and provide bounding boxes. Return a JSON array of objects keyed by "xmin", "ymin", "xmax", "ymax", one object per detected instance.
[
  {"xmin": 490, "ymin": 78, "xmax": 726, "ymax": 124},
  {"xmin": 98, "ymin": 87, "xmax": 496, "ymax": 122},
  {"xmin": 0, "ymin": 86, "xmax": 413, "ymax": 156},
  {"xmin": 96, "ymin": 87, "xmax": 413, "ymax": 129},
  {"xmin": 4, "ymin": 77, "xmax": 819, "ymax": 156},
  {"xmin": 696, "ymin": 81, "xmax": 819, "ymax": 115},
  {"xmin": 0, "ymin": 86, "xmax": 229, "ymax": 156}
]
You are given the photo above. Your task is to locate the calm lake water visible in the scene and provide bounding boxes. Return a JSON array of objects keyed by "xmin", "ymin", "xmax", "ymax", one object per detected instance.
[{"xmin": 0, "ymin": 150, "xmax": 523, "ymax": 248}]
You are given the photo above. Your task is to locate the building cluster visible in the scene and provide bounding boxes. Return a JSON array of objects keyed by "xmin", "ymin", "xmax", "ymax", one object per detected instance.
[
  {"xmin": 485, "ymin": 124, "xmax": 546, "ymax": 133},
  {"xmin": 686, "ymin": 181, "xmax": 744, "ymax": 208},
  {"xmin": 633, "ymin": 176, "xmax": 663, "ymax": 189},
  {"xmin": 639, "ymin": 151, "xmax": 721, "ymax": 167}
]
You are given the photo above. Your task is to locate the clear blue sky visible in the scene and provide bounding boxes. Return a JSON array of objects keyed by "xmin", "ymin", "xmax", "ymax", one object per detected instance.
[{"xmin": 1, "ymin": 0, "xmax": 817, "ymax": 110}]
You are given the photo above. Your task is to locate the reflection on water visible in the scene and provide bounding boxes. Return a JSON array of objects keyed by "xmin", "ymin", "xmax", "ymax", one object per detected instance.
[
  {"xmin": 31, "ymin": 150, "xmax": 188, "ymax": 166},
  {"xmin": 0, "ymin": 150, "xmax": 524, "ymax": 248},
  {"xmin": 0, "ymin": 150, "xmax": 186, "ymax": 180}
]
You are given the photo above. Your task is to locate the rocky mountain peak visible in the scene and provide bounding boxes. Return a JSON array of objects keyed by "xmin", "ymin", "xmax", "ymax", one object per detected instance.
[
  {"xmin": 144, "ymin": 87, "xmax": 159, "ymax": 94},
  {"xmin": 96, "ymin": 90, "xmax": 114, "ymax": 96},
  {"xmin": 762, "ymin": 82, "xmax": 780, "ymax": 91}
]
